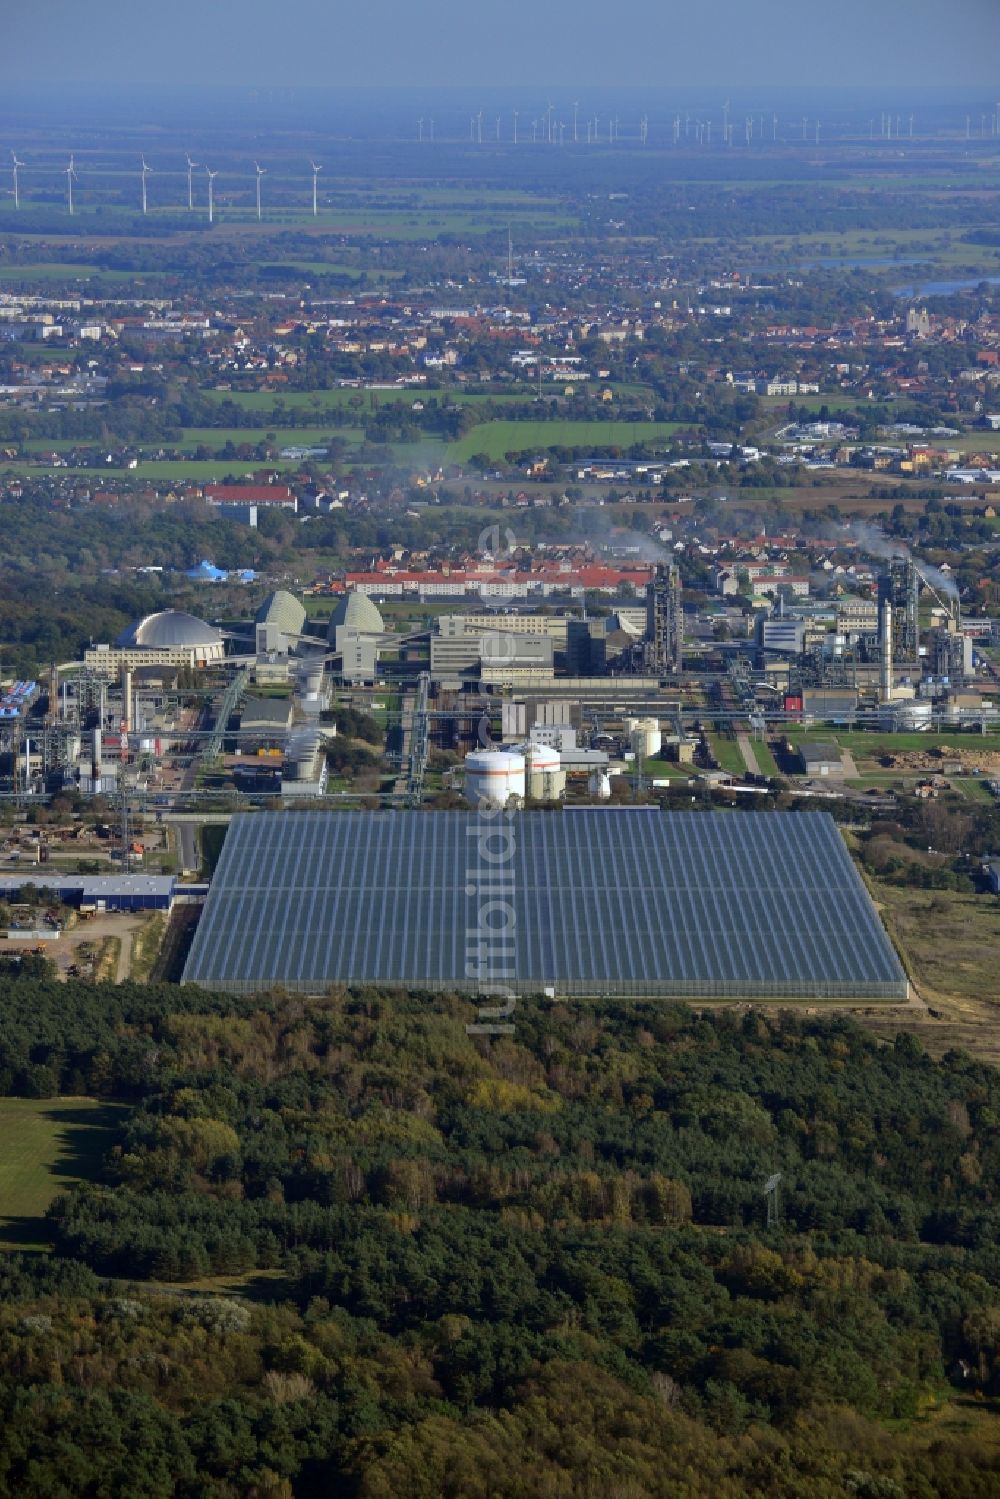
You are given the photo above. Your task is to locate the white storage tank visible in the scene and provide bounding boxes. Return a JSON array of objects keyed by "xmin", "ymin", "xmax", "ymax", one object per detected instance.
[
  {"xmin": 464, "ymin": 750, "xmax": 526, "ymax": 808},
  {"xmin": 527, "ymin": 768, "xmax": 567, "ymax": 802},
  {"xmin": 628, "ymin": 717, "xmax": 662, "ymax": 759},
  {"xmin": 880, "ymin": 700, "xmax": 933, "ymax": 732},
  {"xmin": 525, "ymin": 741, "xmax": 561, "ymax": 773}
]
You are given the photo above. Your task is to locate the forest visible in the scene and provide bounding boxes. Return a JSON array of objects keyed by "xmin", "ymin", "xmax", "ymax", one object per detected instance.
[{"xmin": 3, "ymin": 977, "xmax": 1000, "ymax": 1494}]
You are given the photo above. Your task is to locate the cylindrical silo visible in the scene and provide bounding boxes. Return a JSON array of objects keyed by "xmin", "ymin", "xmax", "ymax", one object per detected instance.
[
  {"xmin": 629, "ymin": 718, "xmax": 662, "ymax": 759},
  {"xmin": 464, "ymin": 750, "xmax": 526, "ymax": 808}
]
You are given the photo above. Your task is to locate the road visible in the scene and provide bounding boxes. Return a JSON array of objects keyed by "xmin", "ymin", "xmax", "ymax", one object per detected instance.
[
  {"xmin": 176, "ymin": 822, "xmax": 200, "ymax": 875},
  {"xmin": 736, "ymin": 733, "xmax": 761, "ymax": 777}
]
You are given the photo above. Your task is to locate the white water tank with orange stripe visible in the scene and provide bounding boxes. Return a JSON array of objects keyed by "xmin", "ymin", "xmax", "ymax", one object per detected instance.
[{"xmin": 463, "ymin": 750, "xmax": 526, "ymax": 808}]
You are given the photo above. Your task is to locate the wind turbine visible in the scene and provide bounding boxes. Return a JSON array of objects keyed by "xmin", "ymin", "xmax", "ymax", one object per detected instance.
[
  {"xmin": 417, "ymin": 117, "xmax": 423, "ymax": 143},
  {"xmin": 65, "ymin": 154, "xmax": 77, "ymax": 216},
  {"xmin": 513, "ymin": 108, "xmax": 518, "ymax": 145},
  {"xmin": 254, "ymin": 161, "xmax": 266, "ymax": 221},
  {"xmin": 310, "ymin": 160, "xmax": 322, "ymax": 216},
  {"xmin": 140, "ymin": 155, "xmax": 153, "ymax": 215},
  {"xmin": 11, "ymin": 151, "xmax": 24, "ymax": 210},
  {"xmin": 573, "ymin": 100, "xmax": 579, "ymax": 143},
  {"xmin": 205, "ymin": 165, "xmax": 218, "ymax": 224},
  {"xmin": 185, "ymin": 155, "xmax": 198, "ymax": 210}
]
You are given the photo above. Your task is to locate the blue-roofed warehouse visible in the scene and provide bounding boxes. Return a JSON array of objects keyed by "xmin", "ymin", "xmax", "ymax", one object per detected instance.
[{"xmin": 0, "ymin": 874, "xmax": 180, "ymax": 912}]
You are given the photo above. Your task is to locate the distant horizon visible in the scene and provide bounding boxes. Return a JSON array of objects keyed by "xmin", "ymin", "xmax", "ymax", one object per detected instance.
[{"xmin": 3, "ymin": 0, "xmax": 999, "ymax": 92}]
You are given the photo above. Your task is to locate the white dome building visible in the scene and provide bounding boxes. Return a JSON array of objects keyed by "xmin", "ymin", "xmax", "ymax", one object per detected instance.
[
  {"xmin": 85, "ymin": 610, "xmax": 227, "ymax": 673},
  {"xmin": 116, "ymin": 610, "xmax": 224, "ymax": 655}
]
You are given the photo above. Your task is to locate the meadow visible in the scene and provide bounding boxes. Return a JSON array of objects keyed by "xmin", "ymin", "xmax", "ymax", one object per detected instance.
[
  {"xmin": 444, "ymin": 419, "xmax": 684, "ymax": 463},
  {"xmin": 0, "ymin": 1097, "xmax": 126, "ymax": 1251},
  {"xmin": 0, "ymin": 262, "xmax": 165, "ymax": 282},
  {"xmin": 198, "ymin": 384, "xmax": 585, "ymax": 412}
]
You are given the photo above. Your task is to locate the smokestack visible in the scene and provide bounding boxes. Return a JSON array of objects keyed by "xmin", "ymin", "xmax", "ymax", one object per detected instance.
[
  {"xmin": 880, "ymin": 599, "xmax": 893, "ymax": 702},
  {"xmin": 91, "ymin": 727, "xmax": 102, "ymax": 784},
  {"xmin": 121, "ymin": 669, "xmax": 133, "ymax": 732}
]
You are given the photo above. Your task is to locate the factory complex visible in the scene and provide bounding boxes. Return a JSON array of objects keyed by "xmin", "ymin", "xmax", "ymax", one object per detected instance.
[{"xmin": 182, "ymin": 808, "xmax": 908, "ymax": 1001}]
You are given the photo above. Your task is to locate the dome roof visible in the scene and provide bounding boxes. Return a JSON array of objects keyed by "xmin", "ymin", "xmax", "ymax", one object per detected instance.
[
  {"xmin": 327, "ymin": 592, "xmax": 384, "ymax": 642},
  {"xmin": 255, "ymin": 590, "xmax": 306, "ymax": 637},
  {"xmin": 116, "ymin": 609, "xmax": 224, "ymax": 650}
]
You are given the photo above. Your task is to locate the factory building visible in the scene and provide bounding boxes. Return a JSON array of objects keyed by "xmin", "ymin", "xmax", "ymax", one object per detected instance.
[
  {"xmin": 645, "ymin": 563, "xmax": 683, "ymax": 673},
  {"xmin": 430, "ymin": 620, "xmax": 554, "ymax": 687},
  {"xmin": 280, "ymin": 728, "xmax": 330, "ymax": 798},
  {"xmin": 757, "ymin": 617, "xmax": 806, "ymax": 657},
  {"xmin": 796, "ymin": 741, "xmax": 845, "ymax": 778},
  {"xmin": 438, "ymin": 613, "xmax": 571, "ymax": 649},
  {"xmin": 0, "ymin": 873, "xmax": 179, "ymax": 912},
  {"xmin": 328, "ymin": 593, "xmax": 385, "ymax": 685},
  {"xmin": 877, "ymin": 559, "xmax": 920, "ymax": 666},
  {"xmin": 931, "ymin": 623, "xmax": 974, "ymax": 683},
  {"xmin": 565, "ymin": 618, "xmax": 608, "ymax": 675}
]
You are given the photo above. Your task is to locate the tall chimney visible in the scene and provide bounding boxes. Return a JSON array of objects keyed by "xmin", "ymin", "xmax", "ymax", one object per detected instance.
[
  {"xmin": 880, "ymin": 599, "xmax": 893, "ymax": 702},
  {"xmin": 91, "ymin": 727, "xmax": 102, "ymax": 785}
]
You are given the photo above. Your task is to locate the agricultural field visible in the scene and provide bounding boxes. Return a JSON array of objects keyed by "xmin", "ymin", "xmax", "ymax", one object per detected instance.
[
  {"xmin": 935, "ymin": 430, "xmax": 1000, "ymax": 454},
  {"xmin": 0, "ymin": 1097, "xmax": 126, "ymax": 1251},
  {"xmin": 444, "ymin": 419, "xmax": 684, "ymax": 463},
  {"xmin": 177, "ymin": 425, "xmax": 361, "ymax": 450},
  {"xmin": 198, "ymin": 385, "xmax": 592, "ymax": 412},
  {"xmin": 0, "ymin": 262, "xmax": 166, "ymax": 283},
  {"xmin": 738, "ymin": 226, "xmax": 1000, "ymax": 275},
  {"xmin": 0, "ymin": 457, "xmax": 308, "ymax": 481}
]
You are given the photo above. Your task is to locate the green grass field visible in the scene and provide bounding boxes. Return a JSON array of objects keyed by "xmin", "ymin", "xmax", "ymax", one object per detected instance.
[
  {"xmin": 199, "ymin": 385, "xmax": 584, "ymax": 412},
  {"xmin": 781, "ymin": 726, "xmax": 1000, "ymax": 757},
  {"xmin": 178, "ymin": 425, "xmax": 360, "ymax": 449},
  {"xmin": 707, "ymin": 733, "xmax": 748, "ymax": 777},
  {"xmin": 937, "ymin": 431, "xmax": 1000, "ymax": 454},
  {"xmin": 640, "ymin": 757, "xmax": 696, "ymax": 781},
  {"xmin": 754, "ymin": 740, "xmax": 780, "ymax": 777},
  {"xmin": 0, "ymin": 455, "xmax": 333, "ymax": 481},
  {"xmin": 444, "ymin": 419, "xmax": 684, "ymax": 463},
  {"xmin": 0, "ymin": 1097, "xmax": 126, "ymax": 1250},
  {"xmin": 738, "ymin": 227, "xmax": 1000, "ymax": 273},
  {"xmin": 0, "ymin": 262, "xmax": 165, "ymax": 282}
]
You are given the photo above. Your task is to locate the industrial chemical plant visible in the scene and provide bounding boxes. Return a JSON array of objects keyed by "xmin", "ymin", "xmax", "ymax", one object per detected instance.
[{"xmin": 0, "ymin": 552, "xmax": 996, "ymax": 818}]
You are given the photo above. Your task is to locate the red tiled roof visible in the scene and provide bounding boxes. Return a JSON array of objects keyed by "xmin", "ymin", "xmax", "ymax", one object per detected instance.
[{"xmin": 205, "ymin": 484, "xmax": 295, "ymax": 503}]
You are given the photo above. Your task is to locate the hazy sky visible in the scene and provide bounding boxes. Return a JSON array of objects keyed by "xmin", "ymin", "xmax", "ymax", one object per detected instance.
[{"xmin": 4, "ymin": 0, "xmax": 999, "ymax": 92}]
